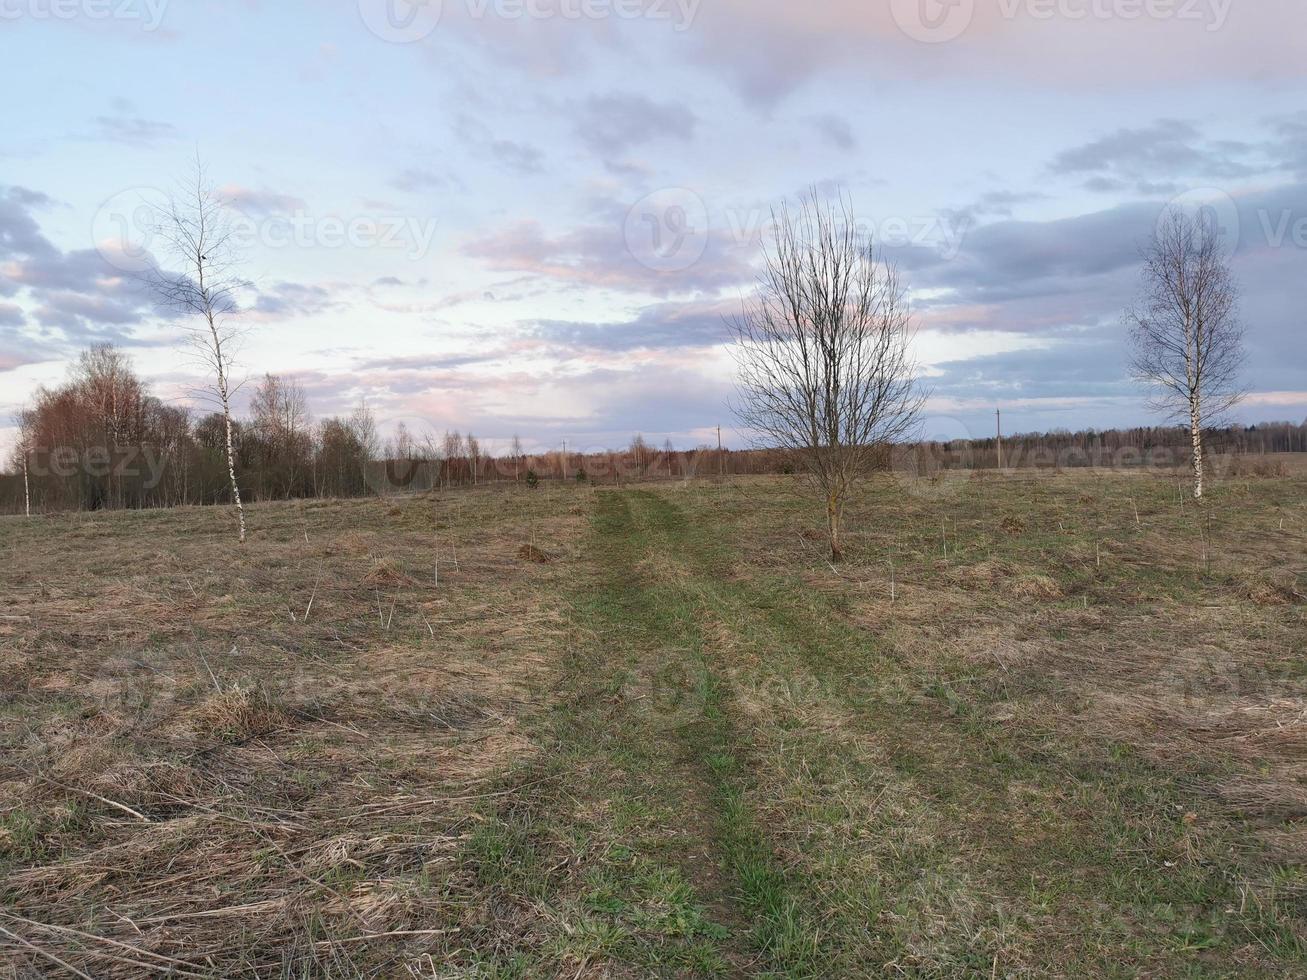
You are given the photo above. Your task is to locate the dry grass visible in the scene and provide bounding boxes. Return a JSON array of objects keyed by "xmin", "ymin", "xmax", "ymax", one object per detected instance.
[
  {"xmin": 2, "ymin": 464, "xmax": 1305, "ymax": 975},
  {"xmin": 0, "ymin": 486, "xmax": 583, "ymax": 977},
  {"xmin": 729, "ymin": 466, "xmax": 1307, "ymax": 866}
]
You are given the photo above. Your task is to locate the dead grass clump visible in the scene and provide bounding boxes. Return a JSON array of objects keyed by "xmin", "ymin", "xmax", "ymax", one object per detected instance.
[
  {"xmin": 946, "ymin": 560, "xmax": 1010, "ymax": 591},
  {"xmin": 1011, "ymin": 575, "xmax": 1064, "ymax": 600},
  {"xmin": 517, "ymin": 544, "xmax": 553, "ymax": 564},
  {"xmin": 363, "ymin": 557, "xmax": 416, "ymax": 586},
  {"xmin": 325, "ymin": 530, "xmax": 375, "ymax": 556},
  {"xmin": 1240, "ymin": 578, "xmax": 1301, "ymax": 606},
  {"xmin": 188, "ymin": 685, "xmax": 287, "ymax": 742},
  {"xmin": 1229, "ymin": 457, "xmax": 1288, "ymax": 479},
  {"xmin": 999, "ymin": 516, "xmax": 1027, "ymax": 535}
]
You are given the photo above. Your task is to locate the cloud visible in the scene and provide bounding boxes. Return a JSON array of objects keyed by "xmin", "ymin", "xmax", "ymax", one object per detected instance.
[
  {"xmin": 573, "ymin": 94, "xmax": 697, "ymax": 158},
  {"xmin": 0, "ymin": 186, "xmax": 60, "ymax": 263},
  {"xmin": 0, "ymin": 302, "xmax": 25, "ymax": 327},
  {"xmin": 250, "ymin": 281, "xmax": 341, "ymax": 318},
  {"xmin": 0, "ymin": 187, "xmax": 164, "ymax": 345},
  {"xmin": 390, "ymin": 168, "xmax": 448, "ymax": 193},
  {"xmin": 462, "ymin": 217, "xmax": 753, "ymax": 297},
  {"xmin": 355, "ymin": 352, "xmax": 503, "ymax": 372},
  {"xmin": 450, "ymin": 115, "xmax": 547, "ymax": 176},
  {"xmin": 528, "ymin": 298, "xmax": 735, "ymax": 353},
  {"xmin": 219, "ymin": 185, "xmax": 308, "ymax": 215},
  {"xmin": 1049, "ymin": 119, "xmax": 1259, "ymax": 192},
  {"xmin": 1269, "ymin": 112, "xmax": 1307, "ymax": 178},
  {"xmin": 684, "ymin": 1, "xmax": 1307, "ymax": 107},
  {"xmin": 489, "ymin": 139, "xmax": 546, "ymax": 175},
  {"xmin": 89, "ymin": 113, "xmax": 179, "ymax": 146},
  {"xmin": 805, "ymin": 114, "xmax": 856, "ymax": 151},
  {"xmin": 894, "ymin": 201, "xmax": 1161, "ymax": 308}
]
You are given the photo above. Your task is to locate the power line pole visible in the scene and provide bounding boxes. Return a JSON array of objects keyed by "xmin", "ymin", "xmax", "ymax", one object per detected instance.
[
  {"xmin": 996, "ymin": 409, "xmax": 1003, "ymax": 470},
  {"xmin": 717, "ymin": 425, "xmax": 723, "ymax": 481},
  {"xmin": 561, "ymin": 439, "xmax": 567, "ymax": 480}
]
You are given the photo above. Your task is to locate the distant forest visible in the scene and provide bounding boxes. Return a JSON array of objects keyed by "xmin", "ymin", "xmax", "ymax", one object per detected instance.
[{"xmin": 3, "ymin": 344, "xmax": 1305, "ymax": 515}]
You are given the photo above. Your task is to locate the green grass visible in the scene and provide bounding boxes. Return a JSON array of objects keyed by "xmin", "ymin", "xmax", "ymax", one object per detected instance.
[{"xmin": 456, "ymin": 473, "xmax": 1306, "ymax": 976}]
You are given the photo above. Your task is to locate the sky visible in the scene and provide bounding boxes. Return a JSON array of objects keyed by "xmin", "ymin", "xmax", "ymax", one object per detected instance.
[{"xmin": 1, "ymin": 0, "xmax": 1305, "ymax": 456}]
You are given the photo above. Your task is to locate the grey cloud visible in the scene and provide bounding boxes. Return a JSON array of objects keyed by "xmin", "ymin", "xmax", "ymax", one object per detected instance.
[
  {"xmin": 355, "ymin": 352, "xmax": 502, "ymax": 371},
  {"xmin": 462, "ymin": 217, "xmax": 753, "ymax": 297},
  {"xmin": 35, "ymin": 291, "xmax": 146, "ymax": 327},
  {"xmin": 252, "ymin": 281, "xmax": 339, "ymax": 317},
  {"xmin": 90, "ymin": 114, "xmax": 179, "ymax": 146},
  {"xmin": 390, "ymin": 168, "xmax": 448, "ymax": 193},
  {"xmin": 1050, "ymin": 119, "xmax": 1260, "ymax": 192},
  {"xmin": 894, "ymin": 201, "xmax": 1162, "ymax": 304},
  {"xmin": 528, "ymin": 299, "xmax": 733, "ymax": 353},
  {"xmin": 220, "ymin": 185, "xmax": 308, "ymax": 215},
  {"xmin": 490, "ymin": 139, "xmax": 545, "ymax": 175},
  {"xmin": 0, "ymin": 187, "xmax": 60, "ymax": 262},
  {"xmin": 573, "ymin": 94, "xmax": 697, "ymax": 158},
  {"xmin": 0, "ymin": 303, "xmax": 26, "ymax": 327},
  {"xmin": 453, "ymin": 115, "xmax": 546, "ymax": 176},
  {"xmin": 0, "ymin": 187, "xmax": 162, "ymax": 344},
  {"xmin": 1269, "ymin": 112, "xmax": 1307, "ymax": 178},
  {"xmin": 806, "ymin": 114, "xmax": 856, "ymax": 151},
  {"xmin": 932, "ymin": 332, "xmax": 1132, "ymax": 404}
]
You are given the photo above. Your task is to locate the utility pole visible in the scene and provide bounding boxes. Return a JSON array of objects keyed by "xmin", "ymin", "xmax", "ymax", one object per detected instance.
[
  {"xmin": 561, "ymin": 439, "xmax": 567, "ymax": 480},
  {"xmin": 717, "ymin": 425, "xmax": 723, "ymax": 481},
  {"xmin": 996, "ymin": 409, "xmax": 1003, "ymax": 471}
]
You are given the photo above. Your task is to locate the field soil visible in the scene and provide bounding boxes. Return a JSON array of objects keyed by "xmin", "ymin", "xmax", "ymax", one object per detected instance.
[{"xmin": 1, "ymin": 469, "xmax": 1305, "ymax": 977}]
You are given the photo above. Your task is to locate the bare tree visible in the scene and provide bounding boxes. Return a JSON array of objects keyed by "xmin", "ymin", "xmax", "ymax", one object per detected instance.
[
  {"xmin": 466, "ymin": 432, "xmax": 480, "ymax": 485},
  {"xmin": 1129, "ymin": 208, "xmax": 1245, "ymax": 499},
  {"xmin": 730, "ymin": 193, "xmax": 924, "ymax": 561},
  {"xmin": 442, "ymin": 430, "xmax": 465, "ymax": 487},
  {"xmin": 14, "ymin": 408, "xmax": 33, "ymax": 517},
  {"xmin": 510, "ymin": 433, "xmax": 523, "ymax": 481},
  {"xmin": 144, "ymin": 161, "xmax": 250, "ymax": 541}
]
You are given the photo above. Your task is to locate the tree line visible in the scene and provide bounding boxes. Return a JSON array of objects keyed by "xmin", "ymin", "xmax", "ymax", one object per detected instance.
[
  {"xmin": 0, "ymin": 344, "xmax": 743, "ymax": 515},
  {"xmin": 4, "ymin": 338, "xmax": 1301, "ymax": 518}
]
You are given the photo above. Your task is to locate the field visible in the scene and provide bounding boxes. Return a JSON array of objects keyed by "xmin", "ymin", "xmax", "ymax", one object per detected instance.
[{"xmin": 2, "ymin": 464, "xmax": 1306, "ymax": 977}]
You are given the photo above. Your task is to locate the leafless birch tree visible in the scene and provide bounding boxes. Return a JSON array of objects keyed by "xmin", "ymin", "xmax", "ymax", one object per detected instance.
[
  {"xmin": 730, "ymin": 193, "xmax": 924, "ymax": 561},
  {"xmin": 1129, "ymin": 208, "xmax": 1245, "ymax": 500},
  {"xmin": 13, "ymin": 409, "xmax": 33, "ymax": 517},
  {"xmin": 143, "ymin": 161, "xmax": 250, "ymax": 541}
]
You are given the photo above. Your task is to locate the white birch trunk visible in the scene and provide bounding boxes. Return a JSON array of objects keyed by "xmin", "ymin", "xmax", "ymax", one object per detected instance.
[{"xmin": 211, "ymin": 329, "xmax": 246, "ymax": 543}]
